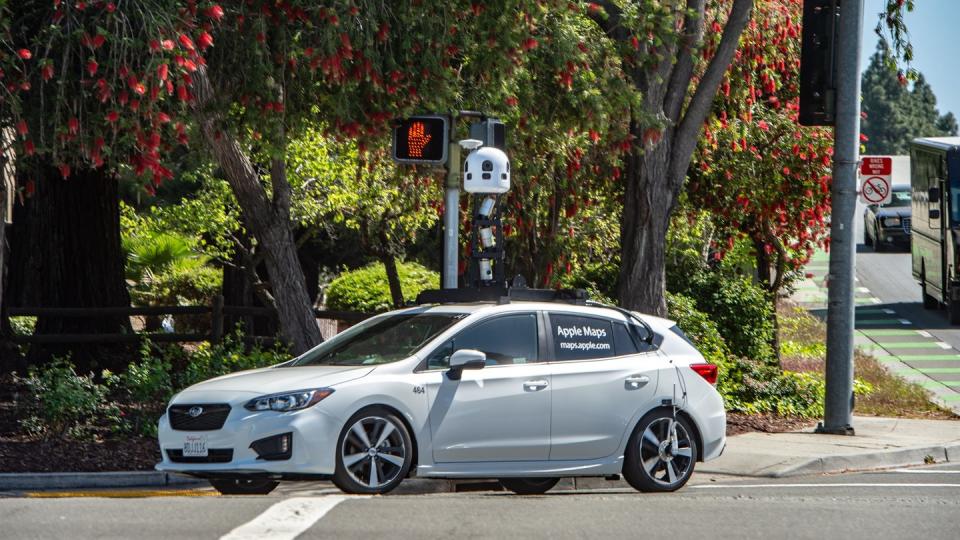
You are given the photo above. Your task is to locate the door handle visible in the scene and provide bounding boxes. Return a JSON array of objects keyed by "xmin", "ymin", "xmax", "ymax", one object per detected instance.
[
  {"xmin": 523, "ymin": 379, "xmax": 549, "ymax": 392},
  {"xmin": 625, "ymin": 375, "xmax": 650, "ymax": 390}
]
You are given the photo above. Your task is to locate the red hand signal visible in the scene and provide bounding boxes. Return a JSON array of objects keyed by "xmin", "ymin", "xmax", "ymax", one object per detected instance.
[{"xmin": 407, "ymin": 121, "xmax": 432, "ymax": 158}]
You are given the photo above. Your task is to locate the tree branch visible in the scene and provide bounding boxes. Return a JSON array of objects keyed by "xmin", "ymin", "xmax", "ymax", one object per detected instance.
[
  {"xmin": 664, "ymin": 0, "xmax": 707, "ymax": 123},
  {"xmin": 669, "ymin": 0, "xmax": 753, "ymax": 186}
]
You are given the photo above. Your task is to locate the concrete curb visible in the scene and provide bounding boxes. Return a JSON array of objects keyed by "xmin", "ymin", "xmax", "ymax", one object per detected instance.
[
  {"xmin": 0, "ymin": 471, "xmax": 206, "ymax": 491},
  {"xmin": 768, "ymin": 445, "xmax": 952, "ymax": 478},
  {"xmin": 4, "ymin": 442, "xmax": 958, "ymax": 493}
]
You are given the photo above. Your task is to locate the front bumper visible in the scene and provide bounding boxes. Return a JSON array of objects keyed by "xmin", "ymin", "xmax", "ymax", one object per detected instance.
[
  {"xmin": 877, "ymin": 227, "xmax": 910, "ymax": 246},
  {"xmin": 156, "ymin": 397, "xmax": 342, "ymax": 476}
]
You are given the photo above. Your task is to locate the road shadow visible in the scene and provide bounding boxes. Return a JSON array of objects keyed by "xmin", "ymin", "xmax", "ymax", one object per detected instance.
[{"xmin": 810, "ymin": 301, "xmax": 955, "ymax": 331}]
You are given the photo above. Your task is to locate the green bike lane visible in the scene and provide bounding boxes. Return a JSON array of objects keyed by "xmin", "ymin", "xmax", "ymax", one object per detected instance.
[{"xmin": 794, "ymin": 250, "xmax": 960, "ymax": 413}]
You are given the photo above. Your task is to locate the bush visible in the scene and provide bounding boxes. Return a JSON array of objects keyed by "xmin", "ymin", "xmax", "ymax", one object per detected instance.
[
  {"xmin": 559, "ymin": 261, "xmax": 619, "ymax": 305},
  {"xmin": 672, "ymin": 272, "xmax": 776, "ymax": 363},
  {"xmin": 172, "ymin": 335, "xmax": 290, "ymax": 390},
  {"xmin": 325, "ymin": 261, "xmax": 439, "ymax": 313},
  {"xmin": 17, "ymin": 359, "xmax": 118, "ymax": 440},
  {"xmin": 666, "ymin": 293, "xmax": 730, "ymax": 365}
]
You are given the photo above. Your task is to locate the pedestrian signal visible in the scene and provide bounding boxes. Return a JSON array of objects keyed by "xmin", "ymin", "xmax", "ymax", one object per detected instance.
[{"xmin": 392, "ymin": 115, "xmax": 449, "ymax": 165}]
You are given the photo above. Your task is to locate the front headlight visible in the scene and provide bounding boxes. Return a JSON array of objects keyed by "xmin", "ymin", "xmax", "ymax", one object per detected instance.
[
  {"xmin": 882, "ymin": 216, "xmax": 901, "ymax": 227},
  {"xmin": 244, "ymin": 388, "xmax": 334, "ymax": 412}
]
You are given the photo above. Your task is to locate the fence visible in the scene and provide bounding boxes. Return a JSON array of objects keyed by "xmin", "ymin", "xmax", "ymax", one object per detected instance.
[{"xmin": 6, "ymin": 295, "xmax": 370, "ymax": 345}]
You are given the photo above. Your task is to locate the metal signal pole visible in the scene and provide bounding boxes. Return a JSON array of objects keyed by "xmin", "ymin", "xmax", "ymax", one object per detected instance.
[{"xmin": 820, "ymin": 0, "xmax": 864, "ymax": 435}]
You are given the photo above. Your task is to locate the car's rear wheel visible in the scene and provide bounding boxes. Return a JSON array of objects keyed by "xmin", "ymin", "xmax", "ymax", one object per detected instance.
[
  {"xmin": 623, "ymin": 410, "xmax": 697, "ymax": 493},
  {"xmin": 209, "ymin": 478, "xmax": 279, "ymax": 495},
  {"xmin": 922, "ymin": 282, "xmax": 939, "ymax": 309},
  {"xmin": 333, "ymin": 408, "xmax": 412, "ymax": 495},
  {"xmin": 498, "ymin": 477, "xmax": 560, "ymax": 495}
]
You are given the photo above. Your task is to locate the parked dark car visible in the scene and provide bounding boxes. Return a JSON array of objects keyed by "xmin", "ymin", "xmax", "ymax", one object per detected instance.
[{"xmin": 863, "ymin": 184, "xmax": 912, "ymax": 251}]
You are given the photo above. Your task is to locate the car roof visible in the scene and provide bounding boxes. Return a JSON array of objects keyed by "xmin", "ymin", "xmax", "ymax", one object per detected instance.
[{"xmin": 395, "ymin": 301, "xmax": 677, "ymax": 327}]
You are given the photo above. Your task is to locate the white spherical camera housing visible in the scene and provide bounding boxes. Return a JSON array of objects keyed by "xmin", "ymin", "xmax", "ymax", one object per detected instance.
[{"xmin": 464, "ymin": 147, "xmax": 510, "ymax": 194}]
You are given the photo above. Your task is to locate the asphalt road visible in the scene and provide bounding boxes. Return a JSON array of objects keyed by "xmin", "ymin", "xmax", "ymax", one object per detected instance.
[{"xmin": 3, "ymin": 464, "xmax": 960, "ymax": 540}]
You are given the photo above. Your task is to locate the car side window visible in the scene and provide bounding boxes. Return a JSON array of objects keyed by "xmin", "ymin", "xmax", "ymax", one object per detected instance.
[
  {"xmin": 425, "ymin": 313, "xmax": 539, "ymax": 370},
  {"xmin": 549, "ymin": 314, "xmax": 616, "ymax": 361},
  {"xmin": 612, "ymin": 322, "xmax": 640, "ymax": 356}
]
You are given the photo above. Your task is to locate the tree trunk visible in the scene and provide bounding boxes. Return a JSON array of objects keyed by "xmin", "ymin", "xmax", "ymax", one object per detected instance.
[
  {"xmin": 380, "ymin": 252, "xmax": 404, "ymax": 309},
  {"xmin": 191, "ymin": 68, "xmax": 322, "ymax": 354},
  {"xmin": 619, "ymin": 140, "xmax": 675, "ymax": 316},
  {"xmin": 6, "ymin": 165, "xmax": 133, "ymax": 374}
]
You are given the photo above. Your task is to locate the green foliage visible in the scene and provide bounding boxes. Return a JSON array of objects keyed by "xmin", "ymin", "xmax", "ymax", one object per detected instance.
[
  {"xmin": 173, "ymin": 336, "xmax": 290, "ymax": 391},
  {"xmin": 671, "ymin": 268, "xmax": 776, "ymax": 364},
  {"xmin": 666, "ymin": 293, "xmax": 730, "ymax": 366},
  {"xmin": 8, "ymin": 316, "xmax": 36, "ymax": 336},
  {"xmin": 559, "ymin": 260, "xmax": 620, "ymax": 305},
  {"xmin": 17, "ymin": 359, "xmax": 117, "ymax": 441},
  {"xmin": 325, "ymin": 261, "xmax": 438, "ymax": 313},
  {"xmin": 861, "ymin": 42, "xmax": 958, "ymax": 155}
]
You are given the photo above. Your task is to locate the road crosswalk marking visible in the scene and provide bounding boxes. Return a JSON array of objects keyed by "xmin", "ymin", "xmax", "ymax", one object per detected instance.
[{"xmin": 220, "ymin": 495, "xmax": 364, "ymax": 540}]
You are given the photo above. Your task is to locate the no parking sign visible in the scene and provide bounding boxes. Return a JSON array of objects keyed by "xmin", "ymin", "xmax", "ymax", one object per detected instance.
[{"xmin": 859, "ymin": 157, "xmax": 893, "ymax": 205}]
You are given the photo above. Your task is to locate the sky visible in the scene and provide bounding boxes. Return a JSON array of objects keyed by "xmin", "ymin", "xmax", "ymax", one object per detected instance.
[{"xmin": 860, "ymin": 0, "xmax": 959, "ymax": 119}]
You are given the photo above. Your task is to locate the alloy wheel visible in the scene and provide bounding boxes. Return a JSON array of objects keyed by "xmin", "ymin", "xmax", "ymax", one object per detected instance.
[
  {"xmin": 340, "ymin": 415, "xmax": 407, "ymax": 490},
  {"xmin": 637, "ymin": 417, "xmax": 694, "ymax": 487}
]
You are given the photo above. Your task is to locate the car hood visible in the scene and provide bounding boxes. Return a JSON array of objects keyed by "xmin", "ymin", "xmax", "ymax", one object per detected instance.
[
  {"xmin": 875, "ymin": 207, "xmax": 911, "ymax": 219},
  {"xmin": 176, "ymin": 365, "xmax": 375, "ymax": 398}
]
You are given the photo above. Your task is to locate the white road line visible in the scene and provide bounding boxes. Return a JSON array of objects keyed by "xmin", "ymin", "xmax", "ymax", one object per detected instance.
[
  {"xmin": 691, "ymin": 483, "xmax": 960, "ymax": 489},
  {"xmin": 937, "ymin": 342, "xmax": 954, "ymax": 350},
  {"xmin": 871, "ymin": 298, "xmax": 882, "ymax": 304},
  {"xmin": 857, "ymin": 287, "xmax": 871, "ymax": 293},
  {"xmin": 899, "ymin": 319, "xmax": 913, "ymax": 325},
  {"xmin": 891, "ymin": 469, "xmax": 960, "ymax": 474},
  {"xmin": 918, "ymin": 330, "xmax": 934, "ymax": 338},
  {"xmin": 220, "ymin": 496, "xmax": 362, "ymax": 540},
  {"xmin": 882, "ymin": 309, "xmax": 896, "ymax": 314}
]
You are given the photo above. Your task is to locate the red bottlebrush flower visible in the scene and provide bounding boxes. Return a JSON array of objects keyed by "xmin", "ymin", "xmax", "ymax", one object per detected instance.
[
  {"xmin": 178, "ymin": 34, "xmax": 195, "ymax": 51},
  {"xmin": 161, "ymin": 39, "xmax": 175, "ymax": 51},
  {"xmin": 24, "ymin": 140, "xmax": 35, "ymax": 155},
  {"xmin": 25, "ymin": 179, "xmax": 35, "ymax": 196},
  {"xmin": 86, "ymin": 60, "xmax": 98, "ymax": 76},
  {"xmin": 157, "ymin": 63, "xmax": 168, "ymax": 81},
  {"xmin": 59, "ymin": 164, "xmax": 71, "ymax": 179},
  {"xmin": 105, "ymin": 110, "xmax": 120, "ymax": 123},
  {"xmin": 757, "ymin": 119, "xmax": 769, "ymax": 131},
  {"xmin": 504, "ymin": 96, "xmax": 518, "ymax": 107},
  {"xmin": 157, "ymin": 112, "xmax": 171, "ymax": 123},
  {"xmin": 91, "ymin": 35, "xmax": 106, "ymax": 48},
  {"xmin": 206, "ymin": 5, "xmax": 224, "ymax": 20},
  {"xmin": 41, "ymin": 64, "xmax": 54, "ymax": 80},
  {"xmin": 630, "ymin": 36, "xmax": 639, "ymax": 50},
  {"xmin": 17, "ymin": 49, "xmax": 31, "ymax": 60},
  {"xmin": 16, "ymin": 119, "xmax": 28, "ymax": 136},
  {"xmin": 523, "ymin": 37, "xmax": 538, "ymax": 51},
  {"xmin": 589, "ymin": 130, "xmax": 600, "ymax": 143},
  {"xmin": 67, "ymin": 117, "xmax": 79, "ymax": 134},
  {"xmin": 197, "ymin": 32, "xmax": 214, "ymax": 50}
]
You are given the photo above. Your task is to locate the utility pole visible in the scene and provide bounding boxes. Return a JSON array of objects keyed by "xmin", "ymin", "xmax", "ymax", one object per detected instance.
[
  {"xmin": 820, "ymin": 0, "xmax": 863, "ymax": 435},
  {"xmin": 442, "ymin": 116, "xmax": 461, "ymax": 289}
]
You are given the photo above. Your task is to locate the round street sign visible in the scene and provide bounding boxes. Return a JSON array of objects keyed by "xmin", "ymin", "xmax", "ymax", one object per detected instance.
[{"xmin": 860, "ymin": 175, "xmax": 891, "ymax": 205}]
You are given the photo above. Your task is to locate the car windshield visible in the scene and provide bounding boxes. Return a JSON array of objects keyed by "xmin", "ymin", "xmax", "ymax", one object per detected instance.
[
  {"xmin": 881, "ymin": 188, "xmax": 911, "ymax": 208},
  {"xmin": 288, "ymin": 312, "xmax": 466, "ymax": 367}
]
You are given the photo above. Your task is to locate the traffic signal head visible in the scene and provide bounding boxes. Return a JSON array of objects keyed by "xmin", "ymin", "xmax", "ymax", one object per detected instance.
[
  {"xmin": 799, "ymin": 0, "xmax": 839, "ymax": 126},
  {"xmin": 392, "ymin": 115, "xmax": 449, "ymax": 165}
]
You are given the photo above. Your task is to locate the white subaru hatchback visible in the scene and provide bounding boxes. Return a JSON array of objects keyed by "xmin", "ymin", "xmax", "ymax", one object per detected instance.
[{"xmin": 156, "ymin": 298, "xmax": 726, "ymax": 495}]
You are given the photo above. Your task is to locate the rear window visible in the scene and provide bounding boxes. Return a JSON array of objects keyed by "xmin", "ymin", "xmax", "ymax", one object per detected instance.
[{"xmin": 550, "ymin": 314, "xmax": 616, "ymax": 361}]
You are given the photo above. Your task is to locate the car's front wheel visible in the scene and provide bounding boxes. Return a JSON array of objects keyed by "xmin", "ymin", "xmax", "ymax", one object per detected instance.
[
  {"xmin": 499, "ymin": 477, "xmax": 560, "ymax": 495},
  {"xmin": 623, "ymin": 410, "xmax": 698, "ymax": 493},
  {"xmin": 333, "ymin": 408, "xmax": 413, "ymax": 495},
  {"xmin": 209, "ymin": 478, "xmax": 278, "ymax": 495}
]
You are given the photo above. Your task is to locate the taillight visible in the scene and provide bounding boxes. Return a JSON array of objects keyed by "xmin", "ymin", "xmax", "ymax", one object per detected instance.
[{"xmin": 690, "ymin": 363, "xmax": 718, "ymax": 385}]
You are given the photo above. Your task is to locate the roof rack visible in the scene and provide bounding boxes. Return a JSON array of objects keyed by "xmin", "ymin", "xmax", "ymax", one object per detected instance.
[{"xmin": 415, "ymin": 287, "xmax": 589, "ymax": 306}]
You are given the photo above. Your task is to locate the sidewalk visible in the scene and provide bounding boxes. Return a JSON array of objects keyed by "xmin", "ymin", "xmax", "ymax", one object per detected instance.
[{"xmin": 3, "ymin": 415, "xmax": 959, "ymax": 492}]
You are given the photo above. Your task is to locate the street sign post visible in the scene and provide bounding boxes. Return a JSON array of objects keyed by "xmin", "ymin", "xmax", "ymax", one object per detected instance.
[{"xmin": 858, "ymin": 157, "xmax": 893, "ymax": 205}]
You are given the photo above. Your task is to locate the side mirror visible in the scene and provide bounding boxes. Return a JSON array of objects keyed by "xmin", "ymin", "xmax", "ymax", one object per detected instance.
[
  {"xmin": 446, "ymin": 349, "xmax": 486, "ymax": 380},
  {"xmin": 929, "ymin": 186, "xmax": 941, "ymax": 201},
  {"xmin": 930, "ymin": 208, "xmax": 942, "ymax": 220}
]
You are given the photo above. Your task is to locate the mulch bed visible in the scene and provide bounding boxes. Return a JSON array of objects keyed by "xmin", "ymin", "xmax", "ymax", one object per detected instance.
[
  {"xmin": 725, "ymin": 412, "xmax": 816, "ymax": 436},
  {"xmin": 0, "ymin": 402, "xmax": 816, "ymax": 473}
]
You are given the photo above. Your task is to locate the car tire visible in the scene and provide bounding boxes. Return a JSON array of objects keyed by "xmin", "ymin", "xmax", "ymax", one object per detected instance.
[
  {"xmin": 622, "ymin": 409, "xmax": 698, "ymax": 493},
  {"xmin": 209, "ymin": 478, "xmax": 279, "ymax": 495},
  {"xmin": 922, "ymin": 283, "xmax": 939, "ymax": 310},
  {"xmin": 333, "ymin": 407, "xmax": 413, "ymax": 495},
  {"xmin": 872, "ymin": 226, "xmax": 884, "ymax": 252},
  {"xmin": 949, "ymin": 299, "xmax": 960, "ymax": 325},
  {"xmin": 863, "ymin": 222, "xmax": 870, "ymax": 245},
  {"xmin": 498, "ymin": 477, "xmax": 560, "ymax": 495}
]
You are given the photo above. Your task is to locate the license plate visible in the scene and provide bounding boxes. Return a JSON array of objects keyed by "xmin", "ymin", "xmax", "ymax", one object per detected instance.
[{"xmin": 183, "ymin": 435, "xmax": 208, "ymax": 457}]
